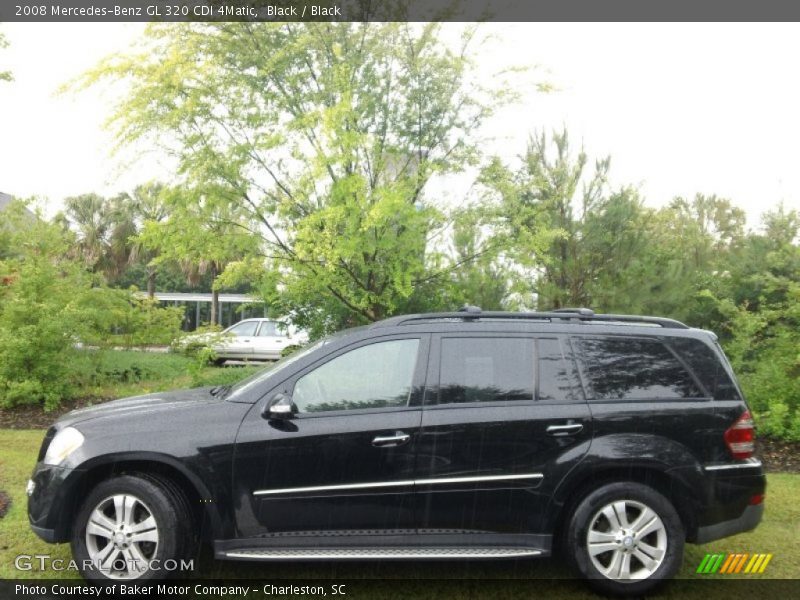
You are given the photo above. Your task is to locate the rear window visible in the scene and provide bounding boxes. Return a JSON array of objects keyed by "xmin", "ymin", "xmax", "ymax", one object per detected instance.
[
  {"xmin": 670, "ymin": 337, "xmax": 741, "ymax": 400},
  {"xmin": 576, "ymin": 336, "xmax": 704, "ymax": 400}
]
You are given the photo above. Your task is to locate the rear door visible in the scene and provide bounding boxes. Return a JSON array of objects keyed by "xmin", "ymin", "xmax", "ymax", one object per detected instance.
[
  {"xmin": 251, "ymin": 320, "xmax": 286, "ymax": 359},
  {"xmin": 415, "ymin": 333, "xmax": 591, "ymax": 536}
]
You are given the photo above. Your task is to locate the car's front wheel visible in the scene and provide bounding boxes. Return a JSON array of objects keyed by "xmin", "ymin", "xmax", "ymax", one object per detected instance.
[
  {"xmin": 565, "ymin": 481, "xmax": 684, "ymax": 596},
  {"xmin": 71, "ymin": 474, "xmax": 195, "ymax": 582}
]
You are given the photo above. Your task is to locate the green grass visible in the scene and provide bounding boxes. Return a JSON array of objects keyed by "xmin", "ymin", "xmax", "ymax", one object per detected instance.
[{"xmin": 1, "ymin": 429, "xmax": 797, "ymax": 598}]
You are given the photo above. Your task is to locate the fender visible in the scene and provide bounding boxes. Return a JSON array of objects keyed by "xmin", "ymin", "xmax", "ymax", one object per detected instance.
[
  {"xmin": 68, "ymin": 451, "xmax": 231, "ymax": 540},
  {"xmin": 541, "ymin": 433, "xmax": 704, "ymax": 535}
]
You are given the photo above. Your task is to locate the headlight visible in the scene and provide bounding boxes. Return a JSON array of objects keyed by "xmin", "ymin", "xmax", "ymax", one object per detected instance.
[{"xmin": 43, "ymin": 427, "xmax": 84, "ymax": 466}]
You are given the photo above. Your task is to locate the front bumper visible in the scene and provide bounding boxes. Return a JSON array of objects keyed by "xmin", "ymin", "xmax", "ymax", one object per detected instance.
[
  {"xmin": 695, "ymin": 502, "xmax": 764, "ymax": 544},
  {"xmin": 28, "ymin": 462, "xmax": 85, "ymax": 544}
]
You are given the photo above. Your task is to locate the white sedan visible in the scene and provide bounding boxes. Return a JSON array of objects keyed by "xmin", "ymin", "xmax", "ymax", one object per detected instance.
[{"xmin": 177, "ymin": 319, "xmax": 308, "ymax": 364}]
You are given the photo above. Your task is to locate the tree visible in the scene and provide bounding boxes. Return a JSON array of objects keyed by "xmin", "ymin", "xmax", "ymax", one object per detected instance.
[
  {"xmin": 136, "ymin": 185, "xmax": 260, "ymax": 326},
  {"xmin": 118, "ymin": 182, "xmax": 170, "ymax": 298},
  {"xmin": 82, "ymin": 22, "xmax": 508, "ymax": 332},
  {"xmin": 60, "ymin": 193, "xmax": 116, "ymax": 273},
  {"xmin": 482, "ymin": 129, "xmax": 648, "ymax": 310}
]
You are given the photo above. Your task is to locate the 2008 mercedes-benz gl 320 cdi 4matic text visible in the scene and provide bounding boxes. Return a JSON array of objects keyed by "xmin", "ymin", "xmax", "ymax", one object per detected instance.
[{"xmin": 28, "ymin": 307, "xmax": 765, "ymax": 595}]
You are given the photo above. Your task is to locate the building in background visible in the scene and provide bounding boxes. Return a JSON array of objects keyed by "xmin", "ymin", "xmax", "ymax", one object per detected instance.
[{"xmin": 138, "ymin": 291, "xmax": 266, "ymax": 331}]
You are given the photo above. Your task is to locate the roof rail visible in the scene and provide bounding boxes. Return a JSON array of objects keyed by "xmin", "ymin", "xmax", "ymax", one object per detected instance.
[{"xmin": 374, "ymin": 307, "xmax": 689, "ymax": 329}]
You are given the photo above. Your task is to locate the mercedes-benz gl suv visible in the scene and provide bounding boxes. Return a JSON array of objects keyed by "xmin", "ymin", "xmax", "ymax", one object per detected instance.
[{"xmin": 28, "ymin": 308, "xmax": 765, "ymax": 595}]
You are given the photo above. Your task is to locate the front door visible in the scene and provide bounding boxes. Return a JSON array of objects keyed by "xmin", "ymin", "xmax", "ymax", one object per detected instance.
[
  {"xmin": 233, "ymin": 335, "xmax": 429, "ymax": 538},
  {"xmin": 416, "ymin": 333, "xmax": 591, "ymax": 537}
]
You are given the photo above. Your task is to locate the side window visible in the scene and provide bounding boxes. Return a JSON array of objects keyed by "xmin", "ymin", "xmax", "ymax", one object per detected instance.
[
  {"xmin": 439, "ymin": 337, "xmax": 534, "ymax": 404},
  {"xmin": 257, "ymin": 322, "xmax": 279, "ymax": 337},
  {"xmin": 293, "ymin": 339, "xmax": 420, "ymax": 413},
  {"xmin": 577, "ymin": 336, "xmax": 703, "ymax": 400},
  {"xmin": 670, "ymin": 337, "xmax": 741, "ymax": 400},
  {"xmin": 228, "ymin": 321, "xmax": 258, "ymax": 337},
  {"xmin": 538, "ymin": 337, "xmax": 582, "ymax": 403}
]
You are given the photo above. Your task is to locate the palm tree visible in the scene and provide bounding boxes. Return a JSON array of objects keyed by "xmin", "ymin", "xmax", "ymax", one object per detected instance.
[
  {"xmin": 124, "ymin": 183, "xmax": 169, "ymax": 298},
  {"xmin": 63, "ymin": 193, "xmax": 115, "ymax": 273}
]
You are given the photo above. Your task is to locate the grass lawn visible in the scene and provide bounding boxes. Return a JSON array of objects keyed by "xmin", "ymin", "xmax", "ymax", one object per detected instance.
[{"xmin": 1, "ymin": 428, "xmax": 797, "ymax": 598}]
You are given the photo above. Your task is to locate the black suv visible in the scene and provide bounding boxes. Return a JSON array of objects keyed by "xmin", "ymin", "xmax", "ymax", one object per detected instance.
[{"xmin": 28, "ymin": 308, "xmax": 765, "ymax": 594}]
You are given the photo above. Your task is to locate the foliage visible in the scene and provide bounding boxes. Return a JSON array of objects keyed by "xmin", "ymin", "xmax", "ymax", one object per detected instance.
[
  {"xmin": 481, "ymin": 129, "xmax": 644, "ymax": 310},
  {"xmin": 135, "ymin": 185, "xmax": 260, "ymax": 325},
  {"xmin": 76, "ymin": 288, "xmax": 184, "ymax": 348},
  {"xmin": 82, "ymin": 22, "xmax": 511, "ymax": 333},
  {"xmin": 67, "ymin": 349, "xmax": 194, "ymax": 390},
  {"xmin": 719, "ymin": 246, "xmax": 800, "ymax": 438},
  {"xmin": 0, "ymin": 204, "xmax": 189, "ymax": 410},
  {"xmin": 0, "ymin": 207, "xmax": 97, "ymax": 409}
]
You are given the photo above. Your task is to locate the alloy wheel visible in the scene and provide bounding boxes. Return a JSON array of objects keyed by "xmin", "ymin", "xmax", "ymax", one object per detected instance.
[
  {"xmin": 84, "ymin": 493, "xmax": 159, "ymax": 580},
  {"xmin": 586, "ymin": 499, "xmax": 667, "ymax": 581}
]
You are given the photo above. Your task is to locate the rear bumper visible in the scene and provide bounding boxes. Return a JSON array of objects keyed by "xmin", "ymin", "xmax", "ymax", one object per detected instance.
[{"xmin": 695, "ymin": 503, "xmax": 764, "ymax": 544}]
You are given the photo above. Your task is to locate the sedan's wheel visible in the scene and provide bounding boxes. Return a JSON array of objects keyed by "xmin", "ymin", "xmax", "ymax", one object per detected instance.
[
  {"xmin": 565, "ymin": 482, "xmax": 684, "ymax": 596},
  {"xmin": 71, "ymin": 474, "xmax": 196, "ymax": 582},
  {"xmin": 85, "ymin": 494, "xmax": 159, "ymax": 580}
]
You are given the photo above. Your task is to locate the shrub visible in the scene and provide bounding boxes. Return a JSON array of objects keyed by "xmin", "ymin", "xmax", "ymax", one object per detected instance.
[
  {"xmin": 755, "ymin": 401, "xmax": 789, "ymax": 439},
  {"xmin": 0, "ymin": 218, "xmax": 90, "ymax": 409},
  {"xmin": 77, "ymin": 288, "xmax": 184, "ymax": 348},
  {"xmin": 0, "ymin": 210, "xmax": 185, "ymax": 410}
]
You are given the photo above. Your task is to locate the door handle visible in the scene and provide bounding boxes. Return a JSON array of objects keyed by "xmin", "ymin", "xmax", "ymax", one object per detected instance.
[
  {"xmin": 546, "ymin": 423, "xmax": 583, "ymax": 436},
  {"xmin": 372, "ymin": 432, "xmax": 411, "ymax": 447}
]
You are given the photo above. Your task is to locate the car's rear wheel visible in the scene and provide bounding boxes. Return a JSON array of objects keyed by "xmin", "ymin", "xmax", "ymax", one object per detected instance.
[
  {"xmin": 565, "ymin": 481, "xmax": 684, "ymax": 596},
  {"xmin": 71, "ymin": 474, "xmax": 195, "ymax": 582}
]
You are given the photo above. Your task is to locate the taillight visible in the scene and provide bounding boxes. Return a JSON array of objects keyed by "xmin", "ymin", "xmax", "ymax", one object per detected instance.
[{"xmin": 724, "ymin": 410, "xmax": 755, "ymax": 460}]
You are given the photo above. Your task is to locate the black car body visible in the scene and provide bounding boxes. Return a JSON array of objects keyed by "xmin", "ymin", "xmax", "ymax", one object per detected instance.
[{"xmin": 28, "ymin": 309, "xmax": 765, "ymax": 593}]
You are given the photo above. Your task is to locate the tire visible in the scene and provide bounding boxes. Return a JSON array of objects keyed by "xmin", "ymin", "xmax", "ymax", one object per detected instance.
[
  {"xmin": 564, "ymin": 481, "xmax": 684, "ymax": 596},
  {"xmin": 70, "ymin": 474, "xmax": 196, "ymax": 582},
  {"xmin": 211, "ymin": 358, "xmax": 226, "ymax": 367}
]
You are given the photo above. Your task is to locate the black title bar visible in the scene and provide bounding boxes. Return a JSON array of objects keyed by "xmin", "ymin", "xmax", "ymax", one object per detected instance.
[{"xmin": 2, "ymin": 0, "xmax": 800, "ymax": 23}]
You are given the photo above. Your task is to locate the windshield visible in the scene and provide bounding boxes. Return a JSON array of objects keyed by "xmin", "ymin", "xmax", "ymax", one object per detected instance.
[{"xmin": 225, "ymin": 337, "xmax": 330, "ymax": 401}]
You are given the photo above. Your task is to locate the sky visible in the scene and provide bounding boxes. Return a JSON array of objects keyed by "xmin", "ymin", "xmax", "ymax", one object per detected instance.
[{"xmin": 1, "ymin": 22, "xmax": 799, "ymax": 228}]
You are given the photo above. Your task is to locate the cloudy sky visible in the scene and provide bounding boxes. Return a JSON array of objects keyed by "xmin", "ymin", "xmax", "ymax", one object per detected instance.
[{"xmin": 1, "ymin": 22, "xmax": 799, "ymax": 227}]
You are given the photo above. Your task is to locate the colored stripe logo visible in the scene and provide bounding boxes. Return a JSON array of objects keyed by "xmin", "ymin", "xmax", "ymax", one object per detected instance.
[{"xmin": 696, "ymin": 553, "xmax": 772, "ymax": 574}]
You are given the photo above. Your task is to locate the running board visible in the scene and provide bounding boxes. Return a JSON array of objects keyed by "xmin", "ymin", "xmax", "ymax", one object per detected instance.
[{"xmin": 221, "ymin": 547, "xmax": 543, "ymax": 561}]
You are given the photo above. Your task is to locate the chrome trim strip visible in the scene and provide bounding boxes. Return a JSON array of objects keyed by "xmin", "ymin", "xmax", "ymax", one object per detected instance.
[
  {"xmin": 253, "ymin": 472, "xmax": 544, "ymax": 497},
  {"xmin": 224, "ymin": 548, "xmax": 542, "ymax": 560},
  {"xmin": 253, "ymin": 480, "xmax": 414, "ymax": 496},
  {"xmin": 415, "ymin": 473, "xmax": 544, "ymax": 486},
  {"xmin": 703, "ymin": 458, "xmax": 763, "ymax": 471}
]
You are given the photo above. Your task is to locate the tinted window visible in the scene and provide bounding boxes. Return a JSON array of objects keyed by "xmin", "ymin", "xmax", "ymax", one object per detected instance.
[
  {"xmin": 578, "ymin": 336, "xmax": 703, "ymax": 400},
  {"xmin": 257, "ymin": 322, "xmax": 279, "ymax": 337},
  {"xmin": 293, "ymin": 339, "xmax": 419, "ymax": 413},
  {"xmin": 228, "ymin": 321, "xmax": 258, "ymax": 336},
  {"xmin": 439, "ymin": 338, "xmax": 534, "ymax": 404},
  {"xmin": 670, "ymin": 337, "xmax": 741, "ymax": 400},
  {"xmin": 538, "ymin": 338, "xmax": 582, "ymax": 403}
]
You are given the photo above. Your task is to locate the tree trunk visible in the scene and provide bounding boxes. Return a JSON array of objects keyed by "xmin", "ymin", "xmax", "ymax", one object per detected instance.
[
  {"xmin": 210, "ymin": 262, "xmax": 219, "ymax": 326},
  {"xmin": 146, "ymin": 268, "xmax": 157, "ymax": 299}
]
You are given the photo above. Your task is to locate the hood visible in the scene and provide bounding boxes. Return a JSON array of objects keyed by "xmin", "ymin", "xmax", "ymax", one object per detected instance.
[{"xmin": 55, "ymin": 387, "xmax": 222, "ymax": 429}]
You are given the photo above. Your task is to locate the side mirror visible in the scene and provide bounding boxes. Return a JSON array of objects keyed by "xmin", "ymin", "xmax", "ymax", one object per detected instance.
[{"xmin": 263, "ymin": 392, "xmax": 296, "ymax": 420}]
